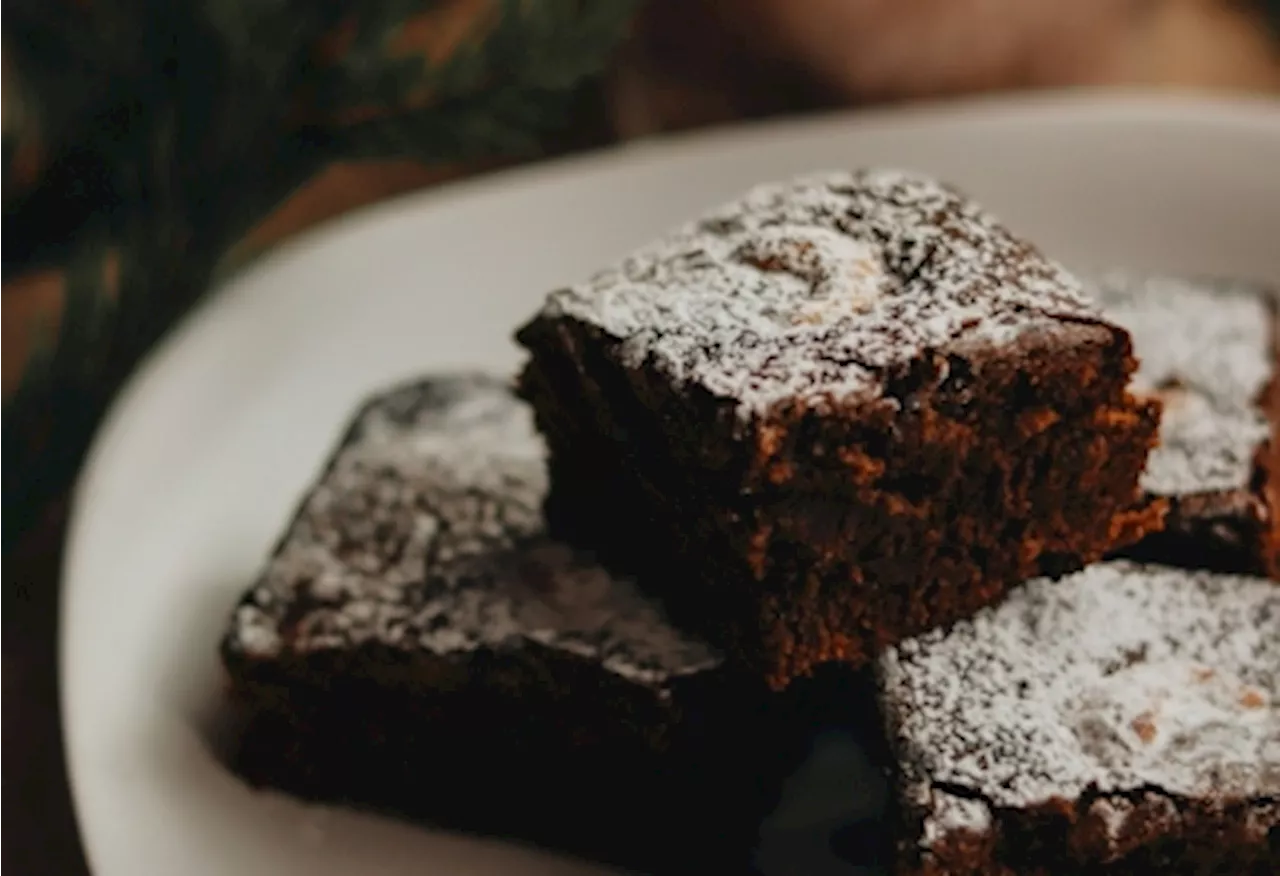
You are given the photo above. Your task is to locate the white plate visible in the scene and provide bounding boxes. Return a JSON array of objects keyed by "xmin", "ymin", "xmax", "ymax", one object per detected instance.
[{"xmin": 63, "ymin": 91, "xmax": 1280, "ymax": 876}]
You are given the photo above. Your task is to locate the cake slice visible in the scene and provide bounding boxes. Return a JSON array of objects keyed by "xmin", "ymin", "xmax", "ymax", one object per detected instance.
[
  {"xmin": 877, "ymin": 560, "xmax": 1279, "ymax": 875},
  {"xmin": 220, "ymin": 374, "xmax": 795, "ymax": 870},
  {"xmin": 1094, "ymin": 273, "xmax": 1280, "ymax": 577},
  {"xmin": 515, "ymin": 168, "xmax": 1163, "ymax": 690}
]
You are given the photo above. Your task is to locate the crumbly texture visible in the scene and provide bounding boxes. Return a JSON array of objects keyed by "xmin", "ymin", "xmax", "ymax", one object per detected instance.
[
  {"xmin": 220, "ymin": 375, "xmax": 788, "ymax": 870},
  {"xmin": 878, "ymin": 561, "xmax": 1280, "ymax": 875},
  {"xmin": 1097, "ymin": 273, "xmax": 1273, "ymax": 497},
  {"xmin": 1092, "ymin": 273, "xmax": 1280, "ymax": 578},
  {"xmin": 516, "ymin": 169, "xmax": 1163, "ymax": 690}
]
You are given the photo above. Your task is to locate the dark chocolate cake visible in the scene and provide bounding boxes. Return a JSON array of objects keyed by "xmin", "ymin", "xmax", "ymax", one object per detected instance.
[
  {"xmin": 221, "ymin": 374, "xmax": 794, "ymax": 871},
  {"xmin": 1094, "ymin": 273, "xmax": 1280, "ymax": 578},
  {"xmin": 878, "ymin": 560, "xmax": 1279, "ymax": 875},
  {"xmin": 516, "ymin": 168, "xmax": 1163, "ymax": 690}
]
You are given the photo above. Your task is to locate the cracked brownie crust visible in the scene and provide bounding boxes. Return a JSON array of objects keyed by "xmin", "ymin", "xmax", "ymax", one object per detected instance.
[
  {"xmin": 224, "ymin": 375, "xmax": 721, "ymax": 689},
  {"xmin": 1093, "ymin": 273, "xmax": 1280, "ymax": 578},
  {"xmin": 516, "ymin": 169, "xmax": 1163, "ymax": 690},
  {"xmin": 878, "ymin": 561, "xmax": 1279, "ymax": 875},
  {"xmin": 220, "ymin": 375, "xmax": 788, "ymax": 869}
]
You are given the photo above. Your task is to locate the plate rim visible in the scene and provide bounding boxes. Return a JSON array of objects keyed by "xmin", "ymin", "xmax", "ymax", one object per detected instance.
[
  {"xmin": 224, "ymin": 88, "xmax": 1280, "ymax": 285},
  {"xmin": 59, "ymin": 87, "xmax": 1280, "ymax": 874}
]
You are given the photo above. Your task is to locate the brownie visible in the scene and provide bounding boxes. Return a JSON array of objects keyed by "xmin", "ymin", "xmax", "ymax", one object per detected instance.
[
  {"xmin": 877, "ymin": 560, "xmax": 1279, "ymax": 875},
  {"xmin": 219, "ymin": 374, "xmax": 795, "ymax": 871},
  {"xmin": 515, "ymin": 168, "xmax": 1163, "ymax": 690},
  {"xmin": 1092, "ymin": 273, "xmax": 1280, "ymax": 578}
]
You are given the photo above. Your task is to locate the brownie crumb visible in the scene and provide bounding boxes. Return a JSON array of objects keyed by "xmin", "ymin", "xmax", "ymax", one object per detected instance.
[{"xmin": 1092, "ymin": 273, "xmax": 1280, "ymax": 578}]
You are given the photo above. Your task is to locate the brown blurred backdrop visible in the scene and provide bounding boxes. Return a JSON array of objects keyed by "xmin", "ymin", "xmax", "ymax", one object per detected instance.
[{"xmin": 251, "ymin": 0, "xmax": 1280, "ymax": 257}]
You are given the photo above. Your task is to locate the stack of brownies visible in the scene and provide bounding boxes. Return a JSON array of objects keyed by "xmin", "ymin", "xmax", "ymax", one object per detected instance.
[{"xmin": 221, "ymin": 169, "xmax": 1279, "ymax": 874}]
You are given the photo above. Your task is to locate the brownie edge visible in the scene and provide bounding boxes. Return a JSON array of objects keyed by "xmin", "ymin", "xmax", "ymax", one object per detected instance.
[
  {"xmin": 1096, "ymin": 273, "xmax": 1280, "ymax": 579},
  {"xmin": 878, "ymin": 561, "xmax": 1279, "ymax": 875},
  {"xmin": 220, "ymin": 374, "xmax": 794, "ymax": 870},
  {"xmin": 516, "ymin": 169, "xmax": 1163, "ymax": 690}
]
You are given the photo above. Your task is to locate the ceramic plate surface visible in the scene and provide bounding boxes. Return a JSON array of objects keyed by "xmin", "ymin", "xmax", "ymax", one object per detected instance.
[{"xmin": 62, "ymin": 91, "xmax": 1280, "ymax": 876}]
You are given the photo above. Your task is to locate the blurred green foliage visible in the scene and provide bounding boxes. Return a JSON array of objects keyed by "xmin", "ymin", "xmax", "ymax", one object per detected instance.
[{"xmin": 2, "ymin": 0, "xmax": 638, "ymax": 546}]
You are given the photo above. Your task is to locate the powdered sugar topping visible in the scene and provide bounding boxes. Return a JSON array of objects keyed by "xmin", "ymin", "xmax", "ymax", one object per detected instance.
[
  {"xmin": 225, "ymin": 375, "xmax": 721, "ymax": 686},
  {"xmin": 921, "ymin": 789, "xmax": 992, "ymax": 848},
  {"xmin": 879, "ymin": 561, "xmax": 1279, "ymax": 845},
  {"xmin": 534, "ymin": 169, "xmax": 1099, "ymax": 416},
  {"xmin": 1093, "ymin": 273, "xmax": 1275, "ymax": 496}
]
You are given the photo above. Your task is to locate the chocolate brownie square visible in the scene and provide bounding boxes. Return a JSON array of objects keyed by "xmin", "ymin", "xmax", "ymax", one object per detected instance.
[
  {"xmin": 1093, "ymin": 273, "xmax": 1280, "ymax": 578},
  {"xmin": 515, "ymin": 169, "xmax": 1163, "ymax": 690},
  {"xmin": 220, "ymin": 375, "xmax": 795, "ymax": 871},
  {"xmin": 878, "ymin": 561, "xmax": 1279, "ymax": 875}
]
